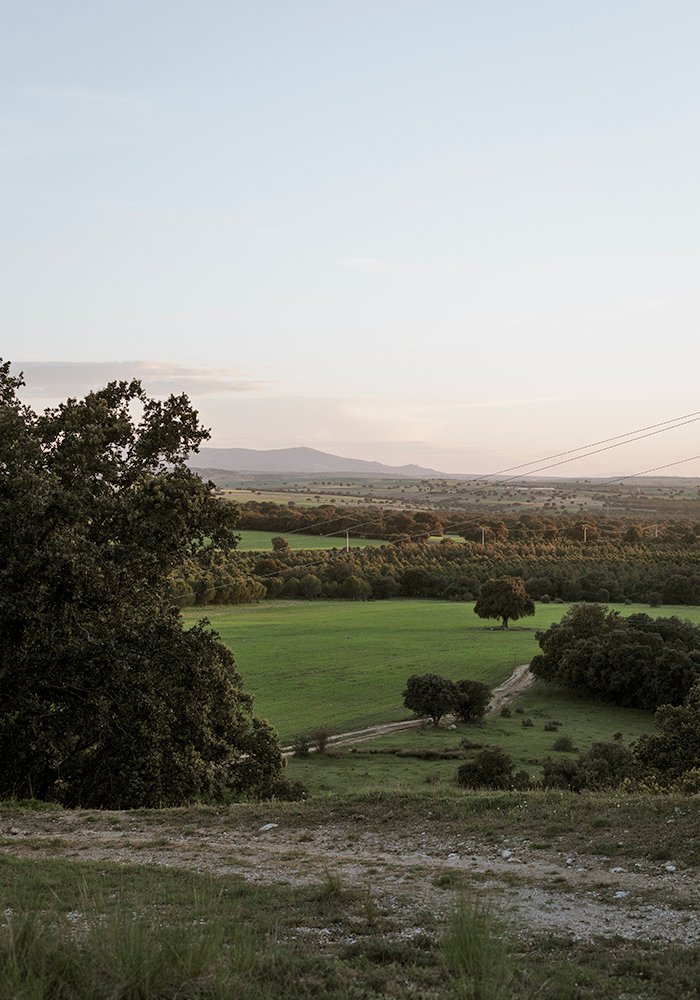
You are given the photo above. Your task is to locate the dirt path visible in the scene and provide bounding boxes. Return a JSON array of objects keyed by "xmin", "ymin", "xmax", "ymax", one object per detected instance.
[
  {"xmin": 1, "ymin": 803, "xmax": 697, "ymax": 947},
  {"xmin": 282, "ymin": 662, "xmax": 535, "ymax": 753}
]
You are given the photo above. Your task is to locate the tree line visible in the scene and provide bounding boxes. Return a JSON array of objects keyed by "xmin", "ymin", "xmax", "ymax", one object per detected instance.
[{"xmin": 172, "ymin": 534, "xmax": 700, "ymax": 607}]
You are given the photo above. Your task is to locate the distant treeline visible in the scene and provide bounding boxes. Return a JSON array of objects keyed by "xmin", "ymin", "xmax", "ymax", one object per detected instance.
[
  {"xmin": 170, "ymin": 504, "xmax": 700, "ymax": 606},
  {"xmin": 236, "ymin": 500, "xmax": 700, "ymax": 545}
]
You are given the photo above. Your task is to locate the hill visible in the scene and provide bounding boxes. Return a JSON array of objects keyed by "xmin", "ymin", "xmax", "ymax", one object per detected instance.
[{"xmin": 189, "ymin": 446, "xmax": 443, "ymax": 477}]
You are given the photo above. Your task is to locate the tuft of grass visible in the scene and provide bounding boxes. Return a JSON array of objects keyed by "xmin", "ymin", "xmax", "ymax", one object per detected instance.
[{"xmin": 443, "ymin": 896, "xmax": 515, "ymax": 1000}]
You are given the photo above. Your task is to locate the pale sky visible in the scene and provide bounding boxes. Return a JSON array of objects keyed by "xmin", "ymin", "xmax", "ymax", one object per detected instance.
[{"xmin": 2, "ymin": 1, "xmax": 700, "ymax": 475}]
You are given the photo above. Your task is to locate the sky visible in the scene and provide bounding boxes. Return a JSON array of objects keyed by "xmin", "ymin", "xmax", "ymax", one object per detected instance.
[{"xmin": 2, "ymin": 1, "xmax": 700, "ymax": 476}]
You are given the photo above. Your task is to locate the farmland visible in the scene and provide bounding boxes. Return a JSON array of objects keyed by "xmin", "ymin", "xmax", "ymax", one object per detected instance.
[
  {"xmin": 235, "ymin": 529, "xmax": 386, "ymax": 551},
  {"xmin": 182, "ymin": 599, "xmax": 695, "ymax": 751}
]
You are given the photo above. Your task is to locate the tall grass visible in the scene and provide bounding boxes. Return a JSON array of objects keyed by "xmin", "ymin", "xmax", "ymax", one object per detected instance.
[
  {"xmin": 0, "ymin": 885, "xmax": 259, "ymax": 999},
  {"xmin": 443, "ymin": 897, "xmax": 515, "ymax": 1000}
]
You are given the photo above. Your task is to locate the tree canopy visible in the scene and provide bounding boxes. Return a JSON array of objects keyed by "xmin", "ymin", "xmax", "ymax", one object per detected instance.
[
  {"xmin": 402, "ymin": 673, "xmax": 457, "ymax": 726},
  {"xmin": 0, "ymin": 361, "xmax": 282, "ymax": 807},
  {"xmin": 473, "ymin": 576, "xmax": 535, "ymax": 629},
  {"xmin": 531, "ymin": 604, "xmax": 700, "ymax": 710}
]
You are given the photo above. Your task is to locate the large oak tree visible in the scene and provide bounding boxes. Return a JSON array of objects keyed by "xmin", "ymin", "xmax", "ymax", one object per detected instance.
[{"xmin": 0, "ymin": 361, "xmax": 281, "ymax": 807}]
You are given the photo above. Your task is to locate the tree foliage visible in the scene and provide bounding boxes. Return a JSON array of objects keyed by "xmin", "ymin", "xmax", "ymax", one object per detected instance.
[
  {"xmin": 0, "ymin": 362, "xmax": 282, "ymax": 807},
  {"xmin": 473, "ymin": 576, "xmax": 535, "ymax": 629},
  {"xmin": 531, "ymin": 604, "xmax": 700, "ymax": 710},
  {"xmin": 452, "ymin": 680, "xmax": 492, "ymax": 722},
  {"xmin": 456, "ymin": 748, "xmax": 514, "ymax": 789},
  {"xmin": 633, "ymin": 682, "xmax": 700, "ymax": 782},
  {"xmin": 402, "ymin": 673, "xmax": 458, "ymax": 726}
]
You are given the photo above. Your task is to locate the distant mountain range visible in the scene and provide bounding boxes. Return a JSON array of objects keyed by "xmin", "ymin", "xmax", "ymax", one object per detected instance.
[{"xmin": 188, "ymin": 446, "xmax": 444, "ymax": 478}]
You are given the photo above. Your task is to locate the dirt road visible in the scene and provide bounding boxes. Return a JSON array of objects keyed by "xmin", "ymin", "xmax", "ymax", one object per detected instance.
[{"xmin": 282, "ymin": 662, "xmax": 535, "ymax": 753}]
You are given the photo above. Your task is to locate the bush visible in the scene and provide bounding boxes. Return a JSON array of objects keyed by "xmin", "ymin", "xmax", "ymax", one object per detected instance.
[
  {"xmin": 521, "ymin": 718, "xmax": 534, "ymax": 728},
  {"xmin": 291, "ymin": 733, "xmax": 312, "ymax": 757},
  {"xmin": 552, "ymin": 736, "xmax": 575, "ymax": 752},
  {"xmin": 456, "ymin": 748, "xmax": 514, "ymax": 789},
  {"xmin": 269, "ymin": 776, "xmax": 308, "ymax": 800},
  {"xmin": 310, "ymin": 728, "xmax": 332, "ymax": 754},
  {"xmin": 543, "ymin": 722, "xmax": 558, "ymax": 732},
  {"xmin": 543, "ymin": 740, "xmax": 637, "ymax": 791},
  {"xmin": 499, "ymin": 706, "xmax": 512, "ymax": 718}
]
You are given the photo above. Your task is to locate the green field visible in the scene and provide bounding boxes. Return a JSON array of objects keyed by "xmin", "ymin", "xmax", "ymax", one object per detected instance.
[
  {"xmin": 235, "ymin": 529, "xmax": 386, "ymax": 551},
  {"xmin": 287, "ymin": 682, "xmax": 658, "ymax": 794},
  {"xmin": 182, "ymin": 600, "xmax": 700, "ymax": 745}
]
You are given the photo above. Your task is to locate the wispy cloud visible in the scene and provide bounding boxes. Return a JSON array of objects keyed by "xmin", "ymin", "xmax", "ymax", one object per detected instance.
[{"xmin": 14, "ymin": 361, "xmax": 266, "ymax": 400}]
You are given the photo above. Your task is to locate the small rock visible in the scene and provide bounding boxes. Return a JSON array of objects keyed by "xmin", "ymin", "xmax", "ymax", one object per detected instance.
[
  {"xmin": 565, "ymin": 857, "xmax": 574, "ymax": 866},
  {"xmin": 501, "ymin": 849, "xmax": 513, "ymax": 859},
  {"xmin": 258, "ymin": 823, "xmax": 278, "ymax": 832},
  {"xmin": 448, "ymin": 724, "xmax": 457, "ymax": 731},
  {"xmin": 663, "ymin": 862, "xmax": 676, "ymax": 872},
  {"xmin": 447, "ymin": 852, "xmax": 459, "ymax": 861},
  {"xmin": 610, "ymin": 866, "xmax": 626, "ymax": 874},
  {"xmin": 613, "ymin": 891, "xmax": 628, "ymax": 899}
]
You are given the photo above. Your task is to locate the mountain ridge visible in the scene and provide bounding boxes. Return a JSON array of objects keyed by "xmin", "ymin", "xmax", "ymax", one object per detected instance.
[{"xmin": 188, "ymin": 446, "xmax": 444, "ymax": 478}]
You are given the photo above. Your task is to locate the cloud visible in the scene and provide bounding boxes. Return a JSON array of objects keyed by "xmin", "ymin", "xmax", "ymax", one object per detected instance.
[{"xmin": 14, "ymin": 361, "xmax": 266, "ymax": 401}]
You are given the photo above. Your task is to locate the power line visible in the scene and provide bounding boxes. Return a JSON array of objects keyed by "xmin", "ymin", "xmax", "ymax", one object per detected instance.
[
  {"xmin": 601, "ymin": 454, "xmax": 700, "ymax": 485},
  {"xmin": 494, "ymin": 415, "xmax": 700, "ymax": 484},
  {"xmin": 472, "ymin": 407, "xmax": 700, "ymax": 481}
]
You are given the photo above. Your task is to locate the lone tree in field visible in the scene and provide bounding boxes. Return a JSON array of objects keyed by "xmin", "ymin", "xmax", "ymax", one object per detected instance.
[
  {"xmin": 402, "ymin": 673, "xmax": 458, "ymax": 726},
  {"xmin": 474, "ymin": 576, "xmax": 535, "ymax": 629},
  {"xmin": 0, "ymin": 361, "xmax": 282, "ymax": 808}
]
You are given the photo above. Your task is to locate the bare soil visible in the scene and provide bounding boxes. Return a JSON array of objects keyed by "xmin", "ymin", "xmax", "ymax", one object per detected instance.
[{"xmin": 1, "ymin": 793, "xmax": 697, "ymax": 948}]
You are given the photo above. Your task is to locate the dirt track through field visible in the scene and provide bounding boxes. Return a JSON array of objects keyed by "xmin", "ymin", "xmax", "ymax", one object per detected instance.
[
  {"xmin": 282, "ymin": 662, "xmax": 536, "ymax": 752},
  {"xmin": 1, "ymin": 799, "xmax": 697, "ymax": 948}
]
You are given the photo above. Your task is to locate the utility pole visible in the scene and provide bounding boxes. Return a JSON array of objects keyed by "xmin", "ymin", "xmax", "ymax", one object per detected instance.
[
  {"xmin": 582, "ymin": 524, "xmax": 588, "ymax": 543},
  {"xmin": 481, "ymin": 526, "xmax": 486, "ymax": 547},
  {"xmin": 346, "ymin": 529, "xmax": 350, "ymax": 552}
]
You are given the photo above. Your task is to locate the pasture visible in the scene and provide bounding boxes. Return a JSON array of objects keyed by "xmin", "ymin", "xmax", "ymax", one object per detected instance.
[
  {"xmin": 182, "ymin": 600, "xmax": 700, "ymax": 746},
  {"xmin": 235, "ymin": 529, "xmax": 386, "ymax": 551}
]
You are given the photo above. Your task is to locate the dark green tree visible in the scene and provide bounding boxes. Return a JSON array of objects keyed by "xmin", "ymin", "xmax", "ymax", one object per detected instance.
[
  {"xmin": 453, "ymin": 679, "xmax": 492, "ymax": 722},
  {"xmin": 0, "ymin": 362, "xmax": 282, "ymax": 807},
  {"xmin": 456, "ymin": 747, "xmax": 514, "ymax": 789},
  {"xmin": 402, "ymin": 673, "xmax": 457, "ymax": 726},
  {"xmin": 633, "ymin": 683, "xmax": 700, "ymax": 782},
  {"xmin": 473, "ymin": 576, "xmax": 535, "ymax": 629}
]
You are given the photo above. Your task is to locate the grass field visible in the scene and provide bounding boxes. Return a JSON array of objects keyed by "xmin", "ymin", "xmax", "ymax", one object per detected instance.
[
  {"xmin": 287, "ymin": 683, "xmax": 658, "ymax": 794},
  {"xmin": 235, "ymin": 529, "xmax": 387, "ymax": 551},
  {"xmin": 182, "ymin": 600, "xmax": 700, "ymax": 746}
]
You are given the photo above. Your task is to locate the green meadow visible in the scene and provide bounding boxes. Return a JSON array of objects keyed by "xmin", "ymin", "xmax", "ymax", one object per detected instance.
[
  {"xmin": 235, "ymin": 529, "xmax": 386, "ymax": 551},
  {"xmin": 182, "ymin": 600, "xmax": 700, "ymax": 747}
]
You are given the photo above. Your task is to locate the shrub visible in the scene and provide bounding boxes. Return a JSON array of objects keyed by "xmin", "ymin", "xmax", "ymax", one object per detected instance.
[
  {"xmin": 552, "ymin": 736, "xmax": 575, "ymax": 752},
  {"xmin": 291, "ymin": 733, "xmax": 312, "ymax": 757},
  {"xmin": 499, "ymin": 707, "xmax": 512, "ymax": 718},
  {"xmin": 310, "ymin": 728, "xmax": 332, "ymax": 754},
  {"xmin": 543, "ymin": 722, "xmax": 558, "ymax": 732},
  {"xmin": 521, "ymin": 718, "xmax": 534, "ymax": 728},
  {"xmin": 269, "ymin": 776, "xmax": 308, "ymax": 800},
  {"xmin": 456, "ymin": 748, "xmax": 514, "ymax": 789}
]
